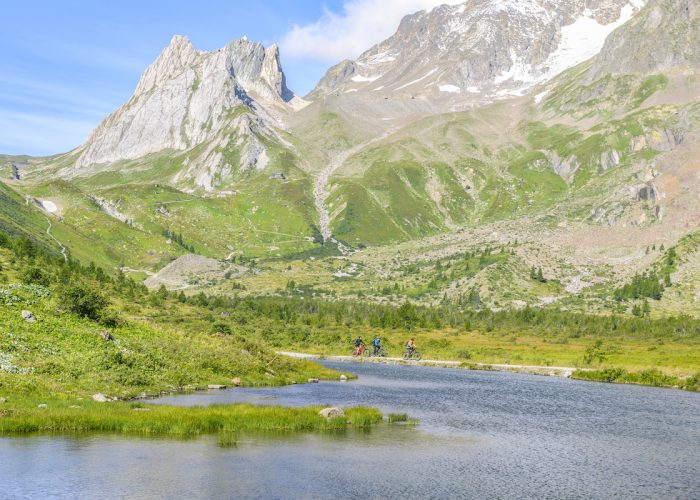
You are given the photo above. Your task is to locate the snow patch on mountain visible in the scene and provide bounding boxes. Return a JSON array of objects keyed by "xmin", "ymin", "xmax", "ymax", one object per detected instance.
[
  {"xmin": 395, "ymin": 68, "xmax": 438, "ymax": 90},
  {"xmin": 351, "ymin": 74, "xmax": 381, "ymax": 82},
  {"xmin": 439, "ymin": 84, "xmax": 461, "ymax": 93},
  {"xmin": 542, "ymin": 2, "xmax": 644, "ymax": 81}
]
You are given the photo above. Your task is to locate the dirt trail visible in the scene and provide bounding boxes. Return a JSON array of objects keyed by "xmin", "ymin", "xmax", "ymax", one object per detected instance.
[
  {"xmin": 45, "ymin": 217, "xmax": 67, "ymax": 262},
  {"xmin": 277, "ymin": 351, "xmax": 577, "ymax": 378},
  {"xmin": 313, "ymin": 129, "xmax": 397, "ymax": 251}
]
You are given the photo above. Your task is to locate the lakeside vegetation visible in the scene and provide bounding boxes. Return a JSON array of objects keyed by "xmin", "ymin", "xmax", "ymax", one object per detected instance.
[
  {"xmin": 0, "ymin": 231, "xmax": 382, "ymax": 439},
  {"xmin": 157, "ymin": 294, "xmax": 700, "ymax": 385},
  {"xmin": 0, "ymin": 399, "xmax": 381, "ymax": 442}
]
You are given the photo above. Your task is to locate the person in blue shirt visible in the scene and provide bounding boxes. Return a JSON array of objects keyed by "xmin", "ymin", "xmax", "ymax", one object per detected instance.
[{"xmin": 371, "ymin": 335, "xmax": 382, "ymax": 356}]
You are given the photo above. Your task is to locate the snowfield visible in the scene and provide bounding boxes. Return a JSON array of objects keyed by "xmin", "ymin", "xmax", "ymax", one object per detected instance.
[{"xmin": 41, "ymin": 200, "xmax": 57, "ymax": 213}]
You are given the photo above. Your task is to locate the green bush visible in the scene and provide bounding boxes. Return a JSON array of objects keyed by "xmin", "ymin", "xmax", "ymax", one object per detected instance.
[
  {"xmin": 21, "ymin": 266, "xmax": 51, "ymax": 286},
  {"xmin": 456, "ymin": 349, "xmax": 472, "ymax": 360},
  {"xmin": 61, "ymin": 282, "xmax": 109, "ymax": 322},
  {"xmin": 212, "ymin": 321, "xmax": 232, "ymax": 335}
]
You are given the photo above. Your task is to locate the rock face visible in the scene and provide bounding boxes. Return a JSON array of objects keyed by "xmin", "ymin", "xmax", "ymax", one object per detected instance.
[
  {"xmin": 92, "ymin": 394, "xmax": 109, "ymax": 403},
  {"xmin": 67, "ymin": 35, "xmax": 306, "ymax": 190},
  {"xmin": 319, "ymin": 407, "xmax": 345, "ymax": 419},
  {"xmin": 308, "ymin": 0, "xmax": 645, "ymax": 101},
  {"xmin": 587, "ymin": 0, "xmax": 700, "ymax": 79}
]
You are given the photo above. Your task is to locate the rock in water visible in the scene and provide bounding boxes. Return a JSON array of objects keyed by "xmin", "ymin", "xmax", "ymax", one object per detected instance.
[
  {"xmin": 339, "ymin": 375, "xmax": 348, "ymax": 381},
  {"xmin": 319, "ymin": 407, "xmax": 345, "ymax": 419},
  {"xmin": 208, "ymin": 384, "xmax": 227, "ymax": 390},
  {"xmin": 308, "ymin": 378, "xmax": 319, "ymax": 383},
  {"xmin": 21, "ymin": 310, "xmax": 36, "ymax": 323},
  {"xmin": 92, "ymin": 394, "xmax": 109, "ymax": 403},
  {"xmin": 232, "ymin": 377, "xmax": 241, "ymax": 387}
]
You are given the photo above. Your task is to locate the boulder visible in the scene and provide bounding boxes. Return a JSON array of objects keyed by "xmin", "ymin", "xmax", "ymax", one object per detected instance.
[
  {"xmin": 99, "ymin": 330, "xmax": 115, "ymax": 341},
  {"xmin": 21, "ymin": 310, "xmax": 36, "ymax": 323},
  {"xmin": 208, "ymin": 384, "xmax": 226, "ymax": 390},
  {"xmin": 37, "ymin": 404, "xmax": 48, "ymax": 408},
  {"xmin": 232, "ymin": 377, "xmax": 241, "ymax": 387},
  {"xmin": 92, "ymin": 393, "xmax": 109, "ymax": 403},
  {"xmin": 0, "ymin": 397, "xmax": 6, "ymax": 403},
  {"xmin": 308, "ymin": 378, "xmax": 319, "ymax": 383},
  {"xmin": 339, "ymin": 375, "xmax": 348, "ymax": 382},
  {"xmin": 319, "ymin": 407, "xmax": 345, "ymax": 419}
]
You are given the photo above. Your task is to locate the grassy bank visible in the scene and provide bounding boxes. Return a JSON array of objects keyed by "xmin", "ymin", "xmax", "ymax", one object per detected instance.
[
  {"xmin": 572, "ymin": 368, "xmax": 700, "ymax": 391},
  {"xmin": 0, "ymin": 398, "xmax": 381, "ymax": 441}
]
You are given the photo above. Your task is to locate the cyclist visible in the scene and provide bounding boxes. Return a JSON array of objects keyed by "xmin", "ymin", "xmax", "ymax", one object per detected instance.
[
  {"xmin": 371, "ymin": 335, "xmax": 382, "ymax": 356},
  {"xmin": 354, "ymin": 336, "xmax": 365, "ymax": 356},
  {"xmin": 406, "ymin": 338, "xmax": 416, "ymax": 358}
]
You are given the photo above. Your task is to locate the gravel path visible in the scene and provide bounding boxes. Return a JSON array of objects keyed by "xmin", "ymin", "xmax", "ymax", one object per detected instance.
[{"xmin": 277, "ymin": 351, "xmax": 577, "ymax": 377}]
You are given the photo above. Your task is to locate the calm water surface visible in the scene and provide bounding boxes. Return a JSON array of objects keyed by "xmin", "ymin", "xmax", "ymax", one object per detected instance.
[{"xmin": 2, "ymin": 362, "xmax": 699, "ymax": 499}]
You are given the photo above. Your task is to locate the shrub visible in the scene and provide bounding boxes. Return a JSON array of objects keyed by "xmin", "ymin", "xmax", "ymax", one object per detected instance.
[
  {"xmin": 212, "ymin": 321, "xmax": 232, "ymax": 335},
  {"xmin": 61, "ymin": 282, "xmax": 109, "ymax": 321},
  {"xmin": 456, "ymin": 349, "xmax": 472, "ymax": 360},
  {"xmin": 21, "ymin": 266, "xmax": 51, "ymax": 286}
]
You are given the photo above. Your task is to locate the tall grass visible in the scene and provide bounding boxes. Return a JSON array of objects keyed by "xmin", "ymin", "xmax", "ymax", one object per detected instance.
[
  {"xmin": 572, "ymin": 369, "xmax": 700, "ymax": 391},
  {"xmin": 0, "ymin": 401, "xmax": 383, "ymax": 438}
]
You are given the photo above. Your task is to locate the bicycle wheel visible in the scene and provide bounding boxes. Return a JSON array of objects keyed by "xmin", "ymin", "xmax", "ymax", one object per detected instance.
[
  {"xmin": 402, "ymin": 352, "xmax": 409, "ymax": 360},
  {"xmin": 363, "ymin": 348, "xmax": 372, "ymax": 357},
  {"xmin": 413, "ymin": 351, "xmax": 422, "ymax": 361}
]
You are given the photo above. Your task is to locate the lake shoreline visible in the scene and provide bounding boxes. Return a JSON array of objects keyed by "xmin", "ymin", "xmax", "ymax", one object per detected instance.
[
  {"xmin": 277, "ymin": 351, "xmax": 700, "ymax": 391},
  {"xmin": 278, "ymin": 350, "xmax": 578, "ymax": 377}
]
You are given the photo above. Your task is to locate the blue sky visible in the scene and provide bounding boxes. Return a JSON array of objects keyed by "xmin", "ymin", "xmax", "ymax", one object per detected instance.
[{"xmin": 0, "ymin": 0, "xmax": 455, "ymax": 156}]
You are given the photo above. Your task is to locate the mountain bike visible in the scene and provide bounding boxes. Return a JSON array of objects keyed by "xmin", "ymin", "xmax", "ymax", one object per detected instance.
[
  {"xmin": 402, "ymin": 348, "xmax": 422, "ymax": 361},
  {"xmin": 368, "ymin": 346, "xmax": 387, "ymax": 357},
  {"xmin": 352, "ymin": 344, "xmax": 367, "ymax": 357}
]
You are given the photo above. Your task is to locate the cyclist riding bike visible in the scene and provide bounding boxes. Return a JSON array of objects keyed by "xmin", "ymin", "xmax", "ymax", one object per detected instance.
[
  {"xmin": 354, "ymin": 336, "xmax": 365, "ymax": 356},
  {"xmin": 371, "ymin": 335, "xmax": 382, "ymax": 355},
  {"xmin": 405, "ymin": 338, "xmax": 416, "ymax": 358}
]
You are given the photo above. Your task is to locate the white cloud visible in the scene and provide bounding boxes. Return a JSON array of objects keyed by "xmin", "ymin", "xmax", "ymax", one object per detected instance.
[{"xmin": 280, "ymin": 0, "xmax": 463, "ymax": 62}]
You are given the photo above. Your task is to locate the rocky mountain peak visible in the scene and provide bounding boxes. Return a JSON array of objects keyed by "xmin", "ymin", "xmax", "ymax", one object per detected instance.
[
  {"xmin": 309, "ymin": 0, "xmax": 646, "ymax": 102},
  {"xmin": 69, "ymin": 35, "xmax": 300, "ymax": 188},
  {"xmin": 135, "ymin": 35, "xmax": 198, "ymax": 95}
]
